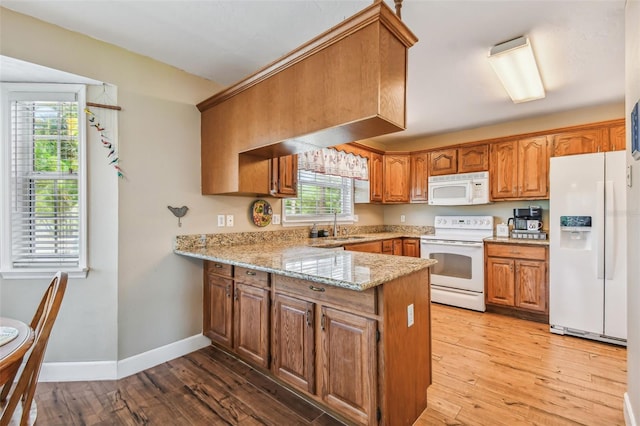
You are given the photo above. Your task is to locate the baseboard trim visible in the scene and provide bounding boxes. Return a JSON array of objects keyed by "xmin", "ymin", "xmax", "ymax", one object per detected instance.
[
  {"xmin": 625, "ymin": 392, "xmax": 637, "ymax": 426},
  {"xmin": 117, "ymin": 334, "xmax": 211, "ymax": 379},
  {"xmin": 39, "ymin": 334, "xmax": 211, "ymax": 382}
]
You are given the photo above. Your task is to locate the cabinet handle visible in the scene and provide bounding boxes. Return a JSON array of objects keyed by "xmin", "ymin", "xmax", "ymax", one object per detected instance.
[
  {"xmin": 225, "ymin": 284, "xmax": 231, "ymax": 298},
  {"xmin": 309, "ymin": 285, "xmax": 326, "ymax": 292},
  {"xmin": 234, "ymin": 288, "xmax": 238, "ymax": 300},
  {"xmin": 321, "ymin": 314, "xmax": 326, "ymax": 331},
  {"xmin": 245, "ymin": 270, "xmax": 257, "ymax": 276},
  {"xmin": 214, "ymin": 264, "xmax": 223, "ymax": 269},
  {"xmin": 306, "ymin": 310, "xmax": 312, "ymax": 327},
  {"xmin": 510, "ymin": 264, "xmax": 513, "ymax": 272}
]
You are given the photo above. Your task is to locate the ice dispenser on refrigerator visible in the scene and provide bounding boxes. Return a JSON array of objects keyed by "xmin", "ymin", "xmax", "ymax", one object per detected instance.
[{"xmin": 559, "ymin": 216, "xmax": 592, "ymax": 249}]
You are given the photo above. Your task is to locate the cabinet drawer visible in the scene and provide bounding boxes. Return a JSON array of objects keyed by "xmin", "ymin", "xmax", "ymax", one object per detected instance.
[
  {"xmin": 486, "ymin": 244, "xmax": 547, "ymax": 260},
  {"xmin": 273, "ymin": 275, "xmax": 377, "ymax": 315},
  {"xmin": 235, "ymin": 266, "xmax": 270, "ymax": 288},
  {"xmin": 206, "ymin": 261, "xmax": 233, "ymax": 277}
]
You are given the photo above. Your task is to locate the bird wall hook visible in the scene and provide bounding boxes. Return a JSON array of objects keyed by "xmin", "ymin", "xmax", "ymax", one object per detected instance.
[{"xmin": 168, "ymin": 205, "xmax": 189, "ymax": 227}]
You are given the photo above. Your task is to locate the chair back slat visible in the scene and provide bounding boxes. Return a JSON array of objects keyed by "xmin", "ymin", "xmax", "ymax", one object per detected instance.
[{"xmin": 0, "ymin": 272, "xmax": 67, "ymax": 426}]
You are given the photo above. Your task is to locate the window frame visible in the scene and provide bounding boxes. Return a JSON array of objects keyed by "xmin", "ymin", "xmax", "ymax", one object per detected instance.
[
  {"xmin": 281, "ymin": 168, "xmax": 355, "ymax": 227},
  {"xmin": 1, "ymin": 83, "xmax": 88, "ymax": 279}
]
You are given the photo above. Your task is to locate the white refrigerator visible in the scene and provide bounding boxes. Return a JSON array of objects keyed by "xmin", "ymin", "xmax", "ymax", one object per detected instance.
[{"xmin": 549, "ymin": 150, "xmax": 627, "ymax": 345}]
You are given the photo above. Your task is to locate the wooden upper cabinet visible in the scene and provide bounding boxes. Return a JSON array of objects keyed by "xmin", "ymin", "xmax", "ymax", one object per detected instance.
[
  {"xmin": 198, "ymin": 2, "xmax": 417, "ymax": 195},
  {"xmin": 369, "ymin": 152, "xmax": 384, "ymax": 203},
  {"xmin": 458, "ymin": 144, "xmax": 489, "ymax": 173},
  {"xmin": 429, "ymin": 144, "xmax": 488, "ymax": 176},
  {"xmin": 410, "ymin": 152, "xmax": 429, "ymax": 202},
  {"xmin": 490, "ymin": 140, "xmax": 518, "ymax": 199},
  {"xmin": 490, "ymin": 137, "xmax": 548, "ymax": 200},
  {"xmin": 551, "ymin": 128, "xmax": 608, "ymax": 156},
  {"xmin": 383, "ymin": 154, "xmax": 410, "ymax": 203},
  {"xmin": 271, "ymin": 155, "xmax": 298, "ymax": 197},
  {"xmin": 428, "ymin": 148, "xmax": 457, "ymax": 176},
  {"xmin": 518, "ymin": 136, "xmax": 549, "ymax": 199},
  {"xmin": 609, "ymin": 124, "xmax": 626, "ymax": 151}
]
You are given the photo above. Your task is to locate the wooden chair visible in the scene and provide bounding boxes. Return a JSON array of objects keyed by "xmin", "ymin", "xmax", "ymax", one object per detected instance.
[{"xmin": 0, "ymin": 272, "xmax": 67, "ymax": 426}]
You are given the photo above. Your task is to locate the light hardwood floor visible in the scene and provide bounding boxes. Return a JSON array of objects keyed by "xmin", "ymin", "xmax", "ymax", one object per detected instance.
[{"xmin": 34, "ymin": 303, "xmax": 627, "ymax": 425}]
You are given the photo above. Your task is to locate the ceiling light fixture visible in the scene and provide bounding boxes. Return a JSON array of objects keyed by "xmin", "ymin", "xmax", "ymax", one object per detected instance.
[{"xmin": 488, "ymin": 36, "xmax": 545, "ymax": 103}]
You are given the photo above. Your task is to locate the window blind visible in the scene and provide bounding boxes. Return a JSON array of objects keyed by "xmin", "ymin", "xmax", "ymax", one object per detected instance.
[
  {"xmin": 283, "ymin": 169, "xmax": 353, "ymax": 221},
  {"xmin": 9, "ymin": 98, "xmax": 81, "ymax": 268}
]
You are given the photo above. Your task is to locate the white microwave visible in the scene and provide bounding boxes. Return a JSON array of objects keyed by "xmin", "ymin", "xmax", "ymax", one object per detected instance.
[{"xmin": 428, "ymin": 171, "xmax": 490, "ymax": 206}]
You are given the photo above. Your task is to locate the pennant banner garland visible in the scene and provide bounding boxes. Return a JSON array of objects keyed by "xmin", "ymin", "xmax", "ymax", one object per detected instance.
[{"xmin": 85, "ymin": 108, "xmax": 123, "ymax": 178}]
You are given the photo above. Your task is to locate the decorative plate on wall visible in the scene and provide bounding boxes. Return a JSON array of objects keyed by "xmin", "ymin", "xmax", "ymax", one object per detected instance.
[{"xmin": 251, "ymin": 199, "xmax": 272, "ymax": 227}]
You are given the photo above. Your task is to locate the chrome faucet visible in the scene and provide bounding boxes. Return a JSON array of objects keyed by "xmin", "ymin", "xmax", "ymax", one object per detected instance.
[{"xmin": 333, "ymin": 211, "xmax": 338, "ymax": 237}]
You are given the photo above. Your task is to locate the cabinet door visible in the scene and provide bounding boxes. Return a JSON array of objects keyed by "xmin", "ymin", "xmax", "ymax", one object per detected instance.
[
  {"xmin": 458, "ymin": 144, "xmax": 488, "ymax": 173},
  {"xmin": 369, "ymin": 152, "xmax": 383, "ymax": 203},
  {"xmin": 551, "ymin": 128, "xmax": 607, "ymax": 156},
  {"xmin": 490, "ymin": 140, "xmax": 518, "ymax": 200},
  {"xmin": 233, "ymin": 283, "xmax": 270, "ymax": 368},
  {"xmin": 486, "ymin": 257, "xmax": 515, "ymax": 306},
  {"xmin": 429, "ymin": 148, "xmax": 457, "ymax": 176},
  {"xmin": 320, "ymin": 307, "xmax": 377, "ymax": 426},
  {"xmin": 344, "ymin": 241, "xmax": 382, "ymax": 253},
  {"xmin": 608, "ymin": 124, "xmax": 626, "ymax": 151},
  {"xmin": 272, "ymin": 294, "xmax": 315, "ymax": 393},
  {"xmin": 383, "ymin": 154, "xmax": 410, "ymax": 203},
  {"xmin": 392, "ymin": 238, "xmax": 403, "ymax": 256},
  {"xmin": 410, "ymin": 152, "xmax": 429, "ymax": 202},
  {"xmin": 515, "ymin": 260, "xmax": 547, "ymax": 313},
  {"xmin": 271, "ymin": 154, "xmax": 298, "ymax": 197},
  {"xmin": 402, "ymin": 238, "xmax": 420, "ymax": 258},
  {"xmin": 204, "ymin": 273, "xmax": 233, "ymax": 348},
  {"xmin": 518, "ymin": 136, "xmax": 549, "ymax": 199}
]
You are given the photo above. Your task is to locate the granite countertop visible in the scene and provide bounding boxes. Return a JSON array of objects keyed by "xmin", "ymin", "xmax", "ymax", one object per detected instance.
[
  {"xmin": 175, "ymin": 237, "xmax": 435, "ymax": 291},
  {"xmin": 484, "ymin": 236, "xmax": 550, "ymax": 246}
]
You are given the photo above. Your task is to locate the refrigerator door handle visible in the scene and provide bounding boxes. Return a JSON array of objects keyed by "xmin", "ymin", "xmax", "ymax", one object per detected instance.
[
  {"xmin": 596, "ymin": 180, "xmax": 605, "ymax": 280},
  {"xmin": 605, "ymin": 180, "xmax": 615, "ymax": 280}
]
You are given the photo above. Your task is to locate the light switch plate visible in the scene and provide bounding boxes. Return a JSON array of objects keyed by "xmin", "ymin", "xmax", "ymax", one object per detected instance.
[
  {"xmin": 226, "ymin": 215, "xmax": 234, "ymax": 227},
  {"xmin": 217, "ymin": 215, "xmax": 225, "ymax": 227},
  {"xmin": 272, "ymin": 214, "xmax": 281, "ymax": 225}
]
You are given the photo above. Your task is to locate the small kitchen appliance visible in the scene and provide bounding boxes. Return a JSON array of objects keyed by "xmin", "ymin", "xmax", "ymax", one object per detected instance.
[{"xmin": 511, "ymin": 206, "xmax": 546, "ymax": 239}]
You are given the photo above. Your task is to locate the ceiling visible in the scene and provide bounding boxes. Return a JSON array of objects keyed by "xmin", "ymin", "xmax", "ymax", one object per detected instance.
[{"xmin": 0, "ymin": 0, "xmax": 626, "ymax": 145}]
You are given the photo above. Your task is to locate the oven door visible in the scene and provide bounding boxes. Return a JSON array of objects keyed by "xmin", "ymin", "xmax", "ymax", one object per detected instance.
[{"xmin": 420, "ymin": 239, "xmax": 483, "ymax": 292}]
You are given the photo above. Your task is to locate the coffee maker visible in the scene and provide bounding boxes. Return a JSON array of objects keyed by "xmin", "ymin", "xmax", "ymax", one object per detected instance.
[{"xmin": 510, "ymin": 206, "xmax": 547, "ymax": 239}]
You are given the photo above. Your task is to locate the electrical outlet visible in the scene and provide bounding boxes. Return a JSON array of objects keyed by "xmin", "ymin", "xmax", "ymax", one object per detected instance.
[
  {"xmin": 226, "ymin": 214, "xmax": 234, "ymax": 227},
  {"xmin": 217, "ymin": 215, "xmax": 225, "ymax": 227},
  {"xmin": 272, "ymin": 213, "xmax": 281, "ymax": 225},
  {"xmin": 407, "ymin": 304, "xmax": 414, "ymax": 327},
  {"xmin": 353, "ymin": 214, "xmax": 359, "ymax": 222},
  {"xmin": 400, "ymin": 215, "xmax": 406, "ymax": 223}
]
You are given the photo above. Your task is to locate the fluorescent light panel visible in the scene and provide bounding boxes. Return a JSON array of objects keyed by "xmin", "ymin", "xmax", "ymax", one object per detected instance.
[{"xmin": 488, "ymin": 36, "xmax": 545, "ymax": 103}]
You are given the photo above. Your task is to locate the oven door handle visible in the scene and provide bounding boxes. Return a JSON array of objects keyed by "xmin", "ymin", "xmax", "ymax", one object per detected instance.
[{"xmin": 420, "ymin": 240, "xmax": 483, "ymax": 248}]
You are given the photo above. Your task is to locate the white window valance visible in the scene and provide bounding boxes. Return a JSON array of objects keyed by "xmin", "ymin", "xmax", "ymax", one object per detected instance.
[{"xmin": 299, "ymin": 148, "xmax": 368, "ymax": 180}]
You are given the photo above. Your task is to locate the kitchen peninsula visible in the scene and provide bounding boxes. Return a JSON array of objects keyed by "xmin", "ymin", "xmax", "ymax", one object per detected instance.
[{"xmin": 175, "ymin": 233, "xmax": 435, "ymax": 426}]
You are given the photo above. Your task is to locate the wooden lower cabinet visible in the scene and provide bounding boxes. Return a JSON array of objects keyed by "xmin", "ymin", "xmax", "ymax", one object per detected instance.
[
  {"xmin": 272, "ymin": 293, "xmax": 316, "ymax": 393},
  {"xmin": 345, "ymin": 240, "xmax": 383, "ymax": 253},
  {"xmin": 233, "ymin": 282, "xmax": 270, "ymax": 368},
  {"xmin": 204, "ymin": 263, "xmax": 233, "ymax": 348},
  {"xmin": 205, "ymin": 260, "xmax": 431, "ymax": 425},
  {"xmin": 485, "ymin": 243, "xmax": 548, "ymax": 322},
  {"xmin": 402, "ymin": 238, "xmax": 420, "ymax": 257},
  {"xmin": 320, "ymin": 306, "xmax": 377, "ymax": 425}
]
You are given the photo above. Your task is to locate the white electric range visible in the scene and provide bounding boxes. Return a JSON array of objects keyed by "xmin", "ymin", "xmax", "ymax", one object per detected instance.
[{"xmin": 420, "ymin": 215, "xmax": 493, "ymax": 312}]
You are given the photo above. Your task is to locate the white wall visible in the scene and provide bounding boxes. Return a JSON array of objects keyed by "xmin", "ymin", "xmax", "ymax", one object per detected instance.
[{"xmin": 625, "ymin": 1, "xmax": 640, "ymax": 424}]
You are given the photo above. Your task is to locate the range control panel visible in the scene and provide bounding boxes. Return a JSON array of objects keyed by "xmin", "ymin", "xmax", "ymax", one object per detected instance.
[{"xmin": 434, "ymin": 215, "xmax": 494, "ymax": 230}]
